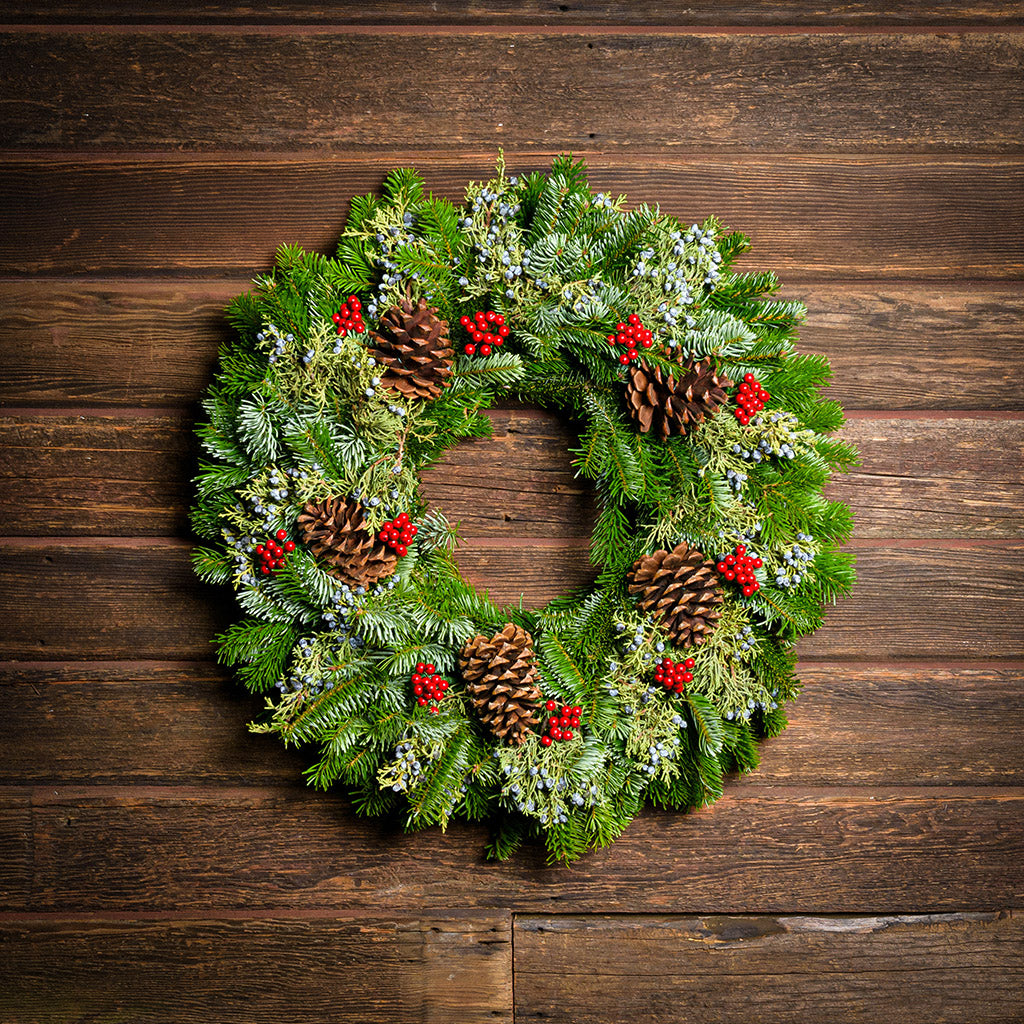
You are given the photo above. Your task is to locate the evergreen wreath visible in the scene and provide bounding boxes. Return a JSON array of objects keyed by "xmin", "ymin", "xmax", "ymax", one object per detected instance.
[{"xmin": 192, "ymin": 156, "xmax": 857, "ymax": 864}]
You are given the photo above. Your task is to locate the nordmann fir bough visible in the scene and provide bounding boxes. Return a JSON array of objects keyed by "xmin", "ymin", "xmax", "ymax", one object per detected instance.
[{"xmin": 191, "ymin": 156, "xmax": 857, "ymax": 864}]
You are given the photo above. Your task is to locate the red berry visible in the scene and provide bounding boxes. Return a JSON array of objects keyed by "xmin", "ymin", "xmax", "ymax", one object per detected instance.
[
  {"xmin": 284, "ymin": 541, "xmax": 295, "ymax": 553},
  {"xmin": 564, "ymin": 730, "xmax": 574, "ymax": 741},
  {"xmin": 545, "ymin": 700, "xmax": 556, "ymax": 711},
  {"xmin": 460, "ymin": 315, "xmax": 472, "ymax": 327},
  {"xmin": 498, "ymin": 324, "xmax": 509, "ymax": 337},
  {"xmin": 480, "ymin": 344, "xmax": 492, "ymax": 356},
  {"xmin": 618, "ymin": 353, "xmax": 630, "ymax": 364},
  {"xmin": 464, "ymin": 343, "xmax": 476, "ymax": 355},
  {"xmin": 276, "ymin": 529, "xmax": 287, "ymax": 541},
  {"xmin": 572, "ymin": 706, "xmax": 582, "ymax": 715},
  {"xmin": 397, "ymin": 513, "xmax": 409, "ymax": 525},
  {"xmin": 541, "ymin": 735, "xmax": 552, "ymax": 747}
]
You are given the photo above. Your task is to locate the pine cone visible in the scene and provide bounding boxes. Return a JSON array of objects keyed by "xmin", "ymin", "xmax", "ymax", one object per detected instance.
[
  {"xmin": 459, "ymin": 623, "xmax": 543, "ymax": 746},
  {"xmin": 370, "ymin": 294, "xmax": 454, "ymax": 400},
  {"xmin": 296, "ymin": 496, "xmax": 397, "ymax": 587},
  {"xmin": 625, "ymin": 356, "xmax": 732, "ymax": 440},
  {"xmin": 627, "ymin": 543, "xmax": 723, "ymax": 648}
]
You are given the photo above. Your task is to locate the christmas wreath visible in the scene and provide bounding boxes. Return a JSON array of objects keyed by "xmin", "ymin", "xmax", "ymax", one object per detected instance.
[{"xmin": 192, "ymin": 156, "xmax": 856, "ymax": 864}]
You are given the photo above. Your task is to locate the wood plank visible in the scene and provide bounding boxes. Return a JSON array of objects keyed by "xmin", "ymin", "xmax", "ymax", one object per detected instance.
[
  {"xmin": 0, "ymin": 413, "xmax": 194, "ymax": 537},
  {"xmin": 5, "ymin": 2, "xmax": 1024, "ymax": 27},
  {"xmin": 5, "ymin": 411, "xmax": 1019, "ymax": 539},
  {"xmin": 513, "ymin": 912, "xmax": 1024, "ymax": 1024},
  {"xmin": 0, "ymin": 792, "xmax": 33, "ymax": 904},
  {"xmin": 0, "ymin": 541, "xmax": 1020, "ymax": 660},
  {"xmin": 2, "ymin": 157, "xmax": 1022, "ymax": 278},
  {"xmin": 826, "ymin": 417, "xmax": 1024, "ymax": 539},
  {"xmin": 752, "ymin": 663, "xmax": 1024, "ymax": 786},
  {"xmin": 3, "ymin": 280, "xmax": 1021, "ymax": 410},
  {"xmin": 0, "ymin": 662, "xmax": 306, "ymax": 786},
  {"xmin": 8, "ymin": 786, "xmax": 1022, "ymax": 912},
  {"xmin": 2, "ymin": 33, "xmax": 1021, "ymax": 153},
  {"xmin": 787, "ymin": 282, "xmax": 1024, "ymax": 411},
  {"xmin": 2, "ymin": 663, "xmax": 1019, "ymax": 786},
  {"xmin": 0, "ymin": 915, "xmax": 513, "ymax": 1024}
]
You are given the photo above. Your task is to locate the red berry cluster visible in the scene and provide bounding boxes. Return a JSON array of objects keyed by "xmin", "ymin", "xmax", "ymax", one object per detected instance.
[
  {"xmin": 331, "ymin": 295, "xmax": 365, "ymax": 336},
  {"xmin": 540, "ymin": 700, "xmax": 582, "ymax": 747},
  {"xmin": 256, "ymin": 528, "xmax": 295, "ymax": 575},
  {"xmin": 654, "ymin": 656, "xmax": 695, "ymax": 694},
  {"xmin": 606, "ymin": 314, "xmax": 654, "ymax": 365},
  {"xmin": 379, "ymin": 512, "xmax": 417, "ymax": 557},
  {"xmin": 459, "ymin": 310, "xmax": 510, "ymax": 356},
  {"xmin": 717, "ymin": 544, "xmax": 763, "ymax": 597},
  {"xmin": 734, "ymin": 372, "xmax": 770, "ymax": 425},
  {"xmin": 411, "ymin": 661, "xmax": 448, "ymax": 715}
]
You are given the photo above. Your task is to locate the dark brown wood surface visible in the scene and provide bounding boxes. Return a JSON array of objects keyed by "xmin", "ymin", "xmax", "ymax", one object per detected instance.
[
  {"xmin": 0, "ymin": 4, "xmax": 1021, "ymax": 1021},
  {"xmin": 6, "ymin": 3, "xmax": 1024, "ymax": 27},
  {"xmin": 0, "ymin": 915, "xmax": 513, "ymax": 1024},
  {"xmin": 514, "ymin": 912, "xmax": 1024, "ymax": 1023},
  {"xmin": 3, "ymin": 157, "xmax": 1023, "ymax": 278}
]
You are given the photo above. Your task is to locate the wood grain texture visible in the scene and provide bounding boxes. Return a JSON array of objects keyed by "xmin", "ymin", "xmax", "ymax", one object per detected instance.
[
  {"xmin": 0, "ymin": 541, "xmax": 1021, "ymax": 660},
  {"xmin": 513, "ymin": 912, "xmax": 1024, "ymax": 1024},
  {"xmin": 6, "ymin": 785, "xmax": 1022, "ymax": 912},
  {"xmin": 3, "ymin": 280, "xmax": 1021, "ymax": 410},
  {"xmin": 0, "ymin": 793, "xmax": 32, "ymax": 904},
  {"xmin": 5, "ymin": 410, "xmax": 1018, "ymax": 538},
  {"xmin": 0, "ymin": 413, "xmax": 195, "ymax": 537},
  {"xmin": 3, "ymin": 157, "xmax": 1022, "ymax": 278},
  {"xmin": 2, "ymin": 32, "xmax": 1021, "ymax": 153},
  {"xmin": 1, "ymin": 662, "xmax": 1019, "ymax": 787},
  {"xmin": 827, "ymin": 417, "xmax": 1024, "ymax": 539},
  {"xmin": 0, "ymin": 915, "xmax": 513, "ymax": 1024},
  {"xmin": 6, "ymin": 2, "xmax": 1024, "ymax": 27},
  {"xmin": 0, "ymin": 662, "xmax": 305, "ymax": 786}
]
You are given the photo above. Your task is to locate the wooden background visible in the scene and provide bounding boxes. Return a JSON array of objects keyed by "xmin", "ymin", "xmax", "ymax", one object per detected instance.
[{"xmin": 1, "ymin": 3, "xmax": 1023, "ymax": 1021}]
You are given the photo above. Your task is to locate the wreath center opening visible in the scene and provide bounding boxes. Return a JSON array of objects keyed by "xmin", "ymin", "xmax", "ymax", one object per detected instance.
[{"xmin": 420, "ymin": 402, "xmax": 599, "ymax": 608}]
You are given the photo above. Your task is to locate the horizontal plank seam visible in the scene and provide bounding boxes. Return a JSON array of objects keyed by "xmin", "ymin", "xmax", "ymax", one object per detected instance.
[
  {"xmin": 2, "ymin": 275, "xmax": 1022, "ymax": 291},
  {"xmin": 0, "ymin": 908, "xmax": 511, "ymax": 923},
  {"xmin": 3, "ymin": 23, "xmax": 1024, "ymax": 36},
  {"xmin": 3, "ymin": 406, "xmax": 1022, "ymax": 422},
  {"xmin": 0, "ymin": 536, "xmax": 1020, "ymax": 550},
  {"xmin": 3, "ymin": 658, "xmax": 1024, "ymax": 673},
  {"xmin": 4, "ymin": 150, "xmax": 1024, "ymax": 167},
  {"xmin": 14, "ymin": 784, "xmax": 1024, "ymax": 804},
  {"xmin": 513, "ymin": 910, "xmax": 1017, "ymax": 922},
  {"xmin": 2, "ymin": 405, "xmax": 1024, "ymax": 421},
  {"xmin": 0, "ymin": 407, "xmax": 194, "ymax": 419}
]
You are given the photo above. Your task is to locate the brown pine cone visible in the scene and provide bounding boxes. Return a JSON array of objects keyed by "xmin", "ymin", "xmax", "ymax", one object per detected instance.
[
  {"xmin": 371, "ymin": 294, "xmax": 454, "ymax": 400},
  {"xmin": 627, "ymin": 542, "xmax": 723, "ymax": 647},
  {"xmin": 296, "ymin": 496, "xmax": 397, "ymax": 587},
  {"xmin": 459, "ymin": 623, "xmax": 543, "ymax": 746},
  {"xmin": 625, "ymin": 356, "xmax": 732, "ymax": 440}
]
